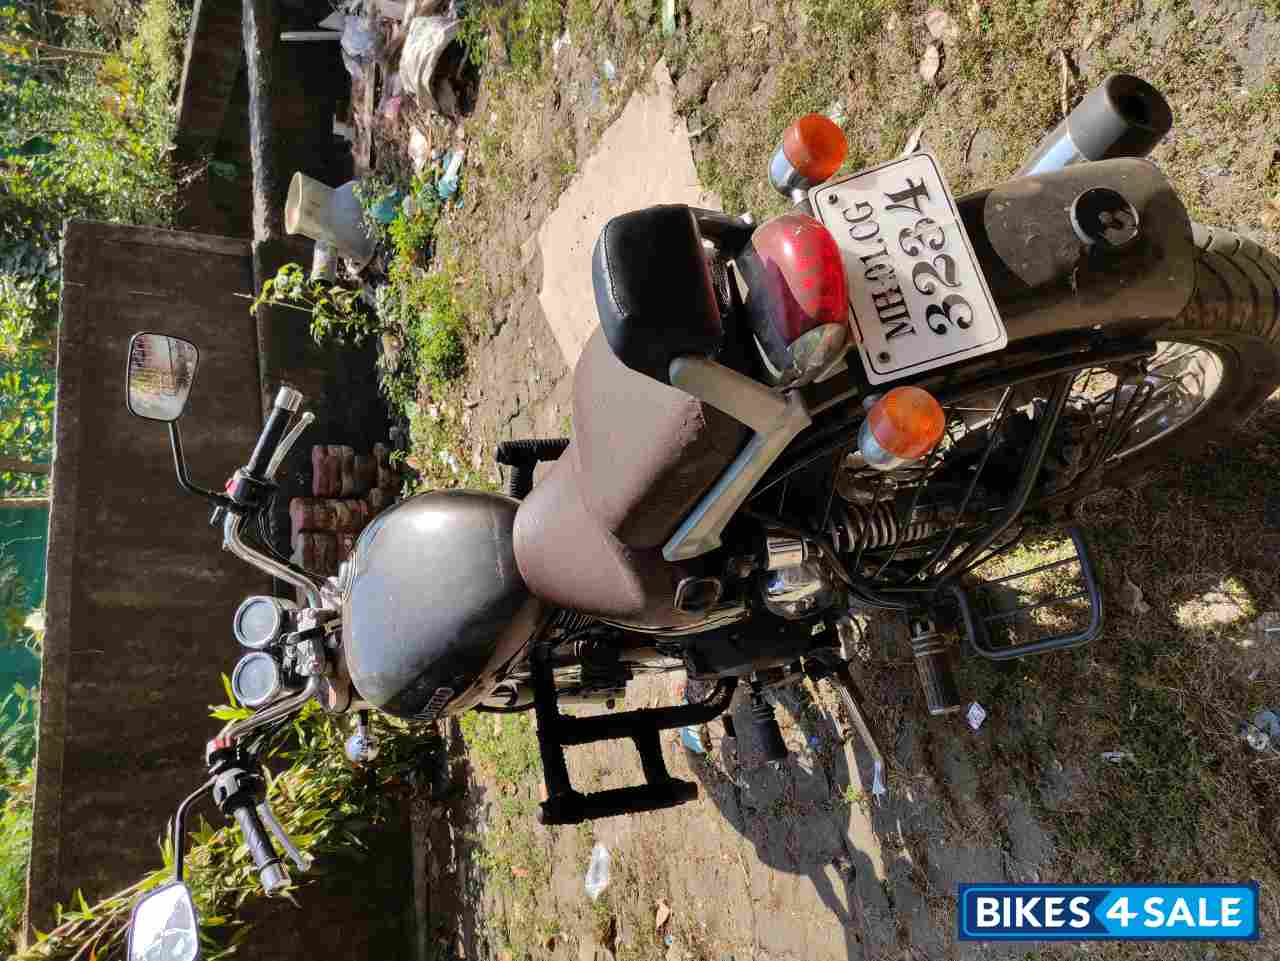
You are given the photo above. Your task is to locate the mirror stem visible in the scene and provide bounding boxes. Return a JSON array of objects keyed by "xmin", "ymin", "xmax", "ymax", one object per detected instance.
[
  {"xmin": 169, "ymin": 422, "xmax": 236, "ymax": 509},
  {"xmin": 173, "ymin": 779, "xmax": 214, "ymax": 883}
]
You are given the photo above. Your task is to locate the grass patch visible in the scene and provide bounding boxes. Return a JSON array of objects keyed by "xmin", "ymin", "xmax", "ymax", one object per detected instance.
[
  {"xmin": 459, "ymin": 710, "xmax": 540, "ymax": 784},
  {"xmin": 459, "ymin": 711, "xmax": 560, "ymax": 958},
  {"xmin": 952, "ymin": 402, "xmax": 1280, "ymax": 895}
]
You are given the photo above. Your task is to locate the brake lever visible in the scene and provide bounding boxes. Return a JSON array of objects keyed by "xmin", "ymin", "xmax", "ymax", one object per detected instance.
[{"xmin": 256, "ymin": 797, "xmax": 312, "ymax": 873}]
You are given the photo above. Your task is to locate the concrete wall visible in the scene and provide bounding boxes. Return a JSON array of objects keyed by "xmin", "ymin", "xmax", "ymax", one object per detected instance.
[
  {"xmin": 28, "ymin": 222, "xmax": 271, "ymax": 924},
  {"xmin": 28, "ymin": 220, "xmax": 405, "ymax": 956}
]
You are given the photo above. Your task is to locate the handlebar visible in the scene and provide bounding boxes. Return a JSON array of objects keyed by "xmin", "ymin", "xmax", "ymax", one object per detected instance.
[
  {"xmin": 231, "ymin": 802, "xmax": 290, "ymax": 894},
  {"xmin": 244, "ymin": 386, "xmax": 302, "ymax": 481}
]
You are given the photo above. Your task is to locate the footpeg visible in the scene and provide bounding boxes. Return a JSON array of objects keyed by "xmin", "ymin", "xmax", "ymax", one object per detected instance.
[{"xmin": 910, "ymin": 616, "xmax": 963, "ymax": 716}]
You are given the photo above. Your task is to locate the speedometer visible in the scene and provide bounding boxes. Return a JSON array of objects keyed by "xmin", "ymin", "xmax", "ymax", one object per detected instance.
[{"xmin": 233, "ymin": 595, "xmax": 296, "ymax": 649}]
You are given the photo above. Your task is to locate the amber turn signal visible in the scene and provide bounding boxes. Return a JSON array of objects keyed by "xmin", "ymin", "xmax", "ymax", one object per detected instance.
[
  {"xmin": 861, "ymin": 386, "xmax": 946, "ymax": 468},
  {"xmin": 782, "ymin": 114, "xmax": 848, "ymax": 184}
]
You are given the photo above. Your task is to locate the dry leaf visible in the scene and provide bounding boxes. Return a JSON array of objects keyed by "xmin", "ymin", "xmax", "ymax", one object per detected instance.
[
  {"xmin": 1262, "ymin": 193, "xmax": 1280, "ymax": 230},
  {"xmin": 919, "ymin": 44, "xmax": 941, "ymax": 84},
  {"xmin": 1120, "ymin": 575, "xmax": 1151, "ymax": 616},
  {"xmin": 967, "ymin": 0, "xmax": 981, "ymax": 26},
  {"xmin": 655, "ymin": 899, "xmax": 672, "ymax": 931},
  {"xmin": 886, "ymin": 11, "xmax": 900, "ymax": 32},
  {"xmin": 1057, "ymin": 49, "xmax": 1072, "ymax": 119},
  {"xmin": 925, "ymin": 8, "xmax": 959, "ymax": 42},
  {"xmin": 900, "ymin": 123, "xmax": 925, "ymax": 158}
]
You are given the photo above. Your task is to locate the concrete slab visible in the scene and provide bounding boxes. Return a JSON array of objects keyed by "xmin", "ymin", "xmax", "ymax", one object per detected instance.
[{"xmin": 535, "ymin": 60, "xmax": 718, "ymax": 367}]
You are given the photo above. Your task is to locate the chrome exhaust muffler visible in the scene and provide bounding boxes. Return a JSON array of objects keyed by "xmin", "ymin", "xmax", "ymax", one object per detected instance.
[{"xmin": 1016, "ymin": 74, "xmax": 1172, "ymax": 177}]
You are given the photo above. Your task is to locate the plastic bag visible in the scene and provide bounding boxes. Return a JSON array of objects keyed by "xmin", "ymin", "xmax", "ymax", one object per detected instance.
[
  {"xmin": 341, "ymin": 15, "xmax": 379, "ymax": 60},
  {"xmin": 584, "ymin": 843, "xmax": 611, "ymax": 901},
  {"xmin": 436, "ymin": 149, "xmax": 464, "ymax": 199},
  {"xmin": 399, "ymin": 14, "xmax": 460, "ymax": 115},
  {"xmin": 408, "ymin": 128, "xmax": 432, "ymax": 173}
]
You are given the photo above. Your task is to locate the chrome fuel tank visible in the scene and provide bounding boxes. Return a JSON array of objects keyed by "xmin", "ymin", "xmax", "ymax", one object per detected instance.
[{"xmin": 342, "ymin": 490, "xmax": 547, "ymax": 719}]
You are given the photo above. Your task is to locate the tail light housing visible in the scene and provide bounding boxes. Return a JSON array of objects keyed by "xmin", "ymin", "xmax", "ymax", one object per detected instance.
[{"xmin": 737, "ymin": 212, "xmax": 851, "ymax": 386}]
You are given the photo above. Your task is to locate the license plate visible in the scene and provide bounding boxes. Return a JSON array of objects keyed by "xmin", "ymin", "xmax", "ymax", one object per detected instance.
[{"xmin": 810, "ymin": 152, "xmax": 1006, "ymax": 385}]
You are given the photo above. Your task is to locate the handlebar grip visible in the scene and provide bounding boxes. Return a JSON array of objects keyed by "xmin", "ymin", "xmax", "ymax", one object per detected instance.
[
  {"xmin": 244, "ymin": 387, "xmax": 302, "ymax": 480},
  {"xmin": 231, "ymin": 803, "xmax": 289, "ymax": 894}
]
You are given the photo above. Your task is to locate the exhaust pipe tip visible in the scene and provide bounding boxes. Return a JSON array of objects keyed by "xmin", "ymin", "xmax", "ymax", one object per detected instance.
[
  {"xmin": 1071, "ymin": 74, "xmax": 1173, "ymax": 162},
  {"xmin": 1016, "ymin": 73, "xmax": 1173, "ymax": 178}
]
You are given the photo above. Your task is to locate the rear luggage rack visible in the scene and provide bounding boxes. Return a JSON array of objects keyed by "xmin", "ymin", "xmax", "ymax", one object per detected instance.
[{"xmin": 528, "ymin": 643, "xmax": 736, "ymax": 825}]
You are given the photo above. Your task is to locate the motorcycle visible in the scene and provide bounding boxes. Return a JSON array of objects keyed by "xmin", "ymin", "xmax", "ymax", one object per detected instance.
[{"xmin": 124, "ymin": 73, "xmax": 1280, "ymax": 959}]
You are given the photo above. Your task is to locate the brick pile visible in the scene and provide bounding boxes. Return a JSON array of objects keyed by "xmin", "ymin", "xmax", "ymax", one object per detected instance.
[{"xmin": 291, "ymin": 442, "xmax": 404, "ymax": 575}]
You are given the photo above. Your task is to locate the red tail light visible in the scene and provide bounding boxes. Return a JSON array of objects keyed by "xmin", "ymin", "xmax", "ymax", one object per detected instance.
[{"xmin": 739, "ymin": 213, "xmax": 850, "ymax": 378}]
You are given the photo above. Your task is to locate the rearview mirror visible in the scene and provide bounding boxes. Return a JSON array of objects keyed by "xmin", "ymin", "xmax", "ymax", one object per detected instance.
[
  {"xmin": 126, "ymin": 332, "xmax": 199, "ymax": 422},
  {"xmin": 127, "ymin": 882, "xmax": 200, "ymax": 961}
]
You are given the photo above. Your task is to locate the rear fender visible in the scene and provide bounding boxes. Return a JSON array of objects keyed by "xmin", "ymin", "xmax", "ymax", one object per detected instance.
[
  {"xmin": 957, "ymin": 157, "xmax": 1195, "ymax": 347},
  {"xmin": 805, "ymin": 158, "xmax": 1195, "ymax": 407}
]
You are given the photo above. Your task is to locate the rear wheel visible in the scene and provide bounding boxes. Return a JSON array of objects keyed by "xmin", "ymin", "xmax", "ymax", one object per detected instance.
[
  {"xmin": 823, "ymin": 224, "xmax": 1280, "ymax": 586},
  {"xmin": 1062, "ymin": 223, "xmax": 1280, "ymax": 493}
]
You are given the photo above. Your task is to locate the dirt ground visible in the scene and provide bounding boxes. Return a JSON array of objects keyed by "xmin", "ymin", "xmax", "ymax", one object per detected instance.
[{"xmin": 380, "ymin": 0, "xmax": 1280, "ymax": 958}]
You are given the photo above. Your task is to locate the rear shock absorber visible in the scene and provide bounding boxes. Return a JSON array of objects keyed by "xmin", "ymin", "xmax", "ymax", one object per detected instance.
[
  {"xmin": 909, "ymin": 615, "xmax": 964, "ymax": 716},
  {"xmin": 830, "ymin": 502, "xmax": 950, "ymax": 553}
]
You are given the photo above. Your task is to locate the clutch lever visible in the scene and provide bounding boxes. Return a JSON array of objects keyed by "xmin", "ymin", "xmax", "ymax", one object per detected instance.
[
  {"xmin": 265, "ymin": 409, "xmax": 315, "ymax": 480},
  {"xmin": 257, "ymin": 797, "xmax": 312, "ymax": 873}
]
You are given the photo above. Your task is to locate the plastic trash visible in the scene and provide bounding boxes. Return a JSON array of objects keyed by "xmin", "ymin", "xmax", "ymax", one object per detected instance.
[
  {"xmin": 436, "ymin": 149, "xmax": 464, "ymax": 199},
  {"xmin": 1240, "ymin": 709, "xmax": 1280, "ymax": 752},
  {"xmin": 1100, "ymin": 751, "xmax": 1135, "ymax": 763},
  {"xmin": 602, "ymin": 58, "xmax": 617, "ymax": 82},
  {"xmin": 399, "ymin": 14, "xmax": 460, "ymax": 116},
  {"xmin": 369, "ymin": 190, "xmax": 404, "ymax": 224},
  {"xmin": 584, "ymin": 843, "xmax": 611, "ymax": 900},
  {"xmin": 871, "ymin": 760, "xmax": 886, "ymax": 799},
  {"xmin": 679, "ymin": 725, "xmax": 706, "ymax": 754},
  {"xmin": 311, "ymin": 241, "xmax": 337, "ymax": 281},
  {"xmin": 340, "ymin": 15, "xmax": 378, "ymax": 60},
  {"xmin": 965, "ymin": 701, "xmax": 987, "ymax": 732},
  {"xmin": 408, "ymin": 128, "xmax": 431, "ymax": 173},
  {"xmin": 661, "ymin": 0, "xmax": 676, "ymax": 36}
]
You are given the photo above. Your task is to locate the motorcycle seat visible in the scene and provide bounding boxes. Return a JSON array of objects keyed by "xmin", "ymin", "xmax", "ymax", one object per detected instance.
[{"xmin": 512, "ymin": 327, "xmax": 746, "ymax": 628}]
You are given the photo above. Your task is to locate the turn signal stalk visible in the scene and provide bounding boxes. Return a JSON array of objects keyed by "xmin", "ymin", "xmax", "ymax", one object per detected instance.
[{"xmin": 857, "ymin": 386, "xmax": 946, "ymax": 471}]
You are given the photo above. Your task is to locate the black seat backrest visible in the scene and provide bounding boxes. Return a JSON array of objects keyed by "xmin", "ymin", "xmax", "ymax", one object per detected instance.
[{"xmin": 591, "ymin": 204, "xmax": 723, "ymax": 384}]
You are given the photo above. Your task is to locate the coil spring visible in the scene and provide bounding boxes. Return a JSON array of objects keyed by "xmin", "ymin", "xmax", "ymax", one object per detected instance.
[
  {"xmin": 550, "ymin": 609, "xmax": 595, "ymax": 634},
  {"xmin": 831, "ymin": 502, "xmax": 942, "ymax": 553}
]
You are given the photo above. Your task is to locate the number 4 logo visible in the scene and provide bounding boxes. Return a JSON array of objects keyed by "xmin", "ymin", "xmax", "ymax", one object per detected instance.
[{"xmin": 1106, "ymin": 897, "xmax": 1137, "ymax": 928}]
